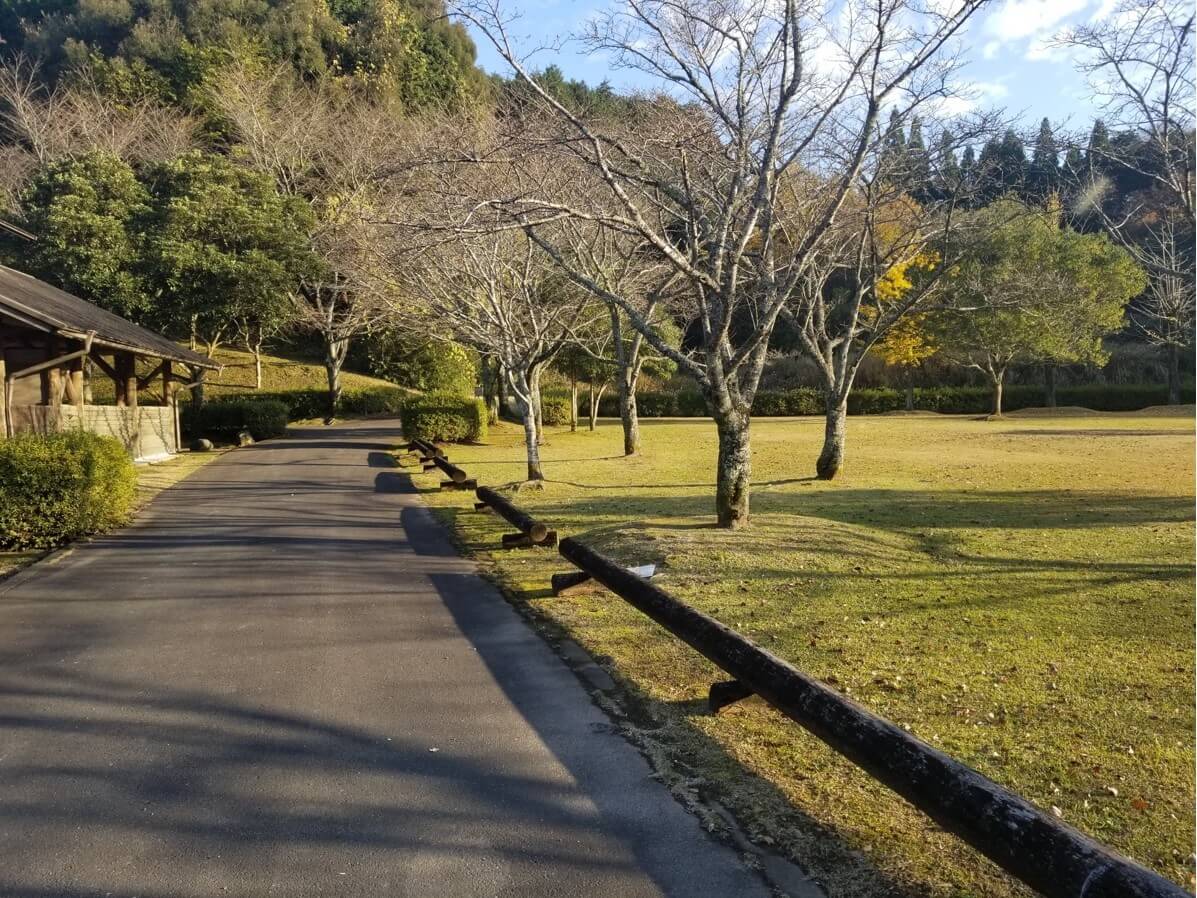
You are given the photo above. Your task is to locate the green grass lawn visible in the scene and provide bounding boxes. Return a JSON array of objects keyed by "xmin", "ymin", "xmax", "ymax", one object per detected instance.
[{"xmin": 411, "ymin": 410, "xmax": 1195, "ymax": 897}]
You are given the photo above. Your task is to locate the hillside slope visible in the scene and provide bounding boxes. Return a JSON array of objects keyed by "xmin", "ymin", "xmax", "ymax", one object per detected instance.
[{"xmin": 90, "ymin": 346, "xmax": 396, "ymax": 403}]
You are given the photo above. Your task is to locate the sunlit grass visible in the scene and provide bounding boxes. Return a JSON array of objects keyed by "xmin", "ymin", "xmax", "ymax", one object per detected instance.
[{"xmin": 413, "ymin": 411, "xmax": 1195, "ymax": 897}]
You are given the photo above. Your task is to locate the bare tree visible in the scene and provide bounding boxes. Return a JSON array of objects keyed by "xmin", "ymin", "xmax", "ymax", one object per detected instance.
[
  {"xmin": 781, "ymin": 122, "xmax": 1000, "ymax": 478},
  {"xmin": 452, "ymin": 0, "xmax": 993, "ymax": 527},
  {"xmin": 395, "ymin": 227, "xmax": 597, "ymax": 481},
  {"xmin": 1129, "ymin": 213, "xmax": 1194, "ymax": 401},
  {"xmin": 1057, "ymin": 0, "xmax": 1195, "ymax": 402},
  {"xmin": 1058, "ymin": 0, "xmax": 1194, "ymax": 221},
  {"xmin": 0, "ymin": 57, "xmax": 196, "ymax": 172},
  {"xmin": 208, "ymin": 65, "xmax": 400, "ymax": 417}
]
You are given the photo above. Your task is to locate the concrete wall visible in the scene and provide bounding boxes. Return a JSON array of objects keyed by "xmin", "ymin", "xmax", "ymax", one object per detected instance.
[{"xmin": 9, "ymin": 404, "xmax": 178, "ymax": 461}]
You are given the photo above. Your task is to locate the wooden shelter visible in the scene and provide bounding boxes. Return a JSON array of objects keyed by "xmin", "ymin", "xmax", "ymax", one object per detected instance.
[{"xmin": 0, "ymin": 264, "xmax": 219, "ymax": 460}]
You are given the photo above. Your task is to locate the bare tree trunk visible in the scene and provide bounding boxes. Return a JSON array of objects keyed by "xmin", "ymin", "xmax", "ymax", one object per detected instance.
[
  {"xmin": 588, "ymin": 384, "xmax": 598, "ymax": 430},
  {"xmin": 1167, "ymin": 344, "xmax": 1180, "ymax": 404},
  {"xmin": 992, "ymin": 372, "xmax": 1005, "ymax": 416},
  {"xmin": 324, "ymin": 335, "xmax": 349, "ymax": 421},
  {"xmin": 1044, "ymin": 364, "xmax": 1057, "ymax": 407},
  {"xmin": 481, "ymin": 358, "xmax": 500, "ymax": 424},
  {"xmin": 509, "ymin": 367, "xmax": 544, "ymax": 482},
  {"xmin": 619, "ymin": 381, "xmax": 640, "ymax": 456},
  {"xmin": 569, "ymin": 379, "xmax": 578, "ymax": 432},
  {"xmin": 904, "ymin": 383, "xmax": 914, "ymax": 412},
  {"xmin": 522, "ymin": 406, "xmax": 544, "ymax": 480},
  {"xmin": 816, "ymin": 395, "xmax": 847, "ymax": 480},
  {"xmin": 497, "ymin": 362, "xmax": 509, "ymax": 418},
  {"xmin": 610, "ymin": 304, "xmax": 641, "ymax": 456},
  {"xmin": 530, "ymin": 365, "xmax": 544, "ymax": 443},
  {"xmin": 713, "ymin": 405, "xmax": 751, "ymax": 529}
]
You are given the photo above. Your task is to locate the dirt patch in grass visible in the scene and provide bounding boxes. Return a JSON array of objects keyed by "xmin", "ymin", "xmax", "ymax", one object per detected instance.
[{"xmin": 413, "ymin": 414, "xmax": 1195, "ymax": 897}]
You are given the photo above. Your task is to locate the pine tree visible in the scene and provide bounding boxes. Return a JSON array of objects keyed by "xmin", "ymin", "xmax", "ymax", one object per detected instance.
[
  {"xmin": 906, "ymin": 116, "xmax": 932, "ymax": 199},
  {"xmin": 960, "ymin": 145, "xmax": 977, "ymax": 205},
  {"xmin": 1029, "ymin": 117, "xmax": 1059, "ymax": 202},
  {"xmin": 998, "ymin": 129, "xmax": 1027, "ymax": 195},
  {"xmin": 1087, "ymin": 119, "xmax": 1111, "ymax": 176},
  {"xmin": 880, "ymin": 108, "xmax": 908, "ymax": 185},
  {"xmin": 933, "ymin": 129, "xmax": 961, "ymax": 201}
]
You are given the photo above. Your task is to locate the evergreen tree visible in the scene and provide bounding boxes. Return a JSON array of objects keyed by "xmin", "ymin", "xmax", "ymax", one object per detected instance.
[
  {"xmin": 906, "ymin": 116, "xmax": 932, "ymax": 199},
  {"xmin": 933, "ymin": 129, "xmax": 962, "ymax": 201},
  {"xmin": 14, "ymin": 152, "xmax": 150, "ymax": 318},
  {"xmin": 1029, "ymin": 117, "xmax": 1059, "ymax": 202},
  {"xmin": 998, "ymin": 128, "xmax": 1027, "ymax": 195},
  {"xmin": 959, "ymin": 144, "xmax": 977, "ymax": 203},
  {"xmin": 1087, "ymin": 119, "xmax": 1111, "ymax": 176},
  {"xmin": 879, "ymin": 109, "xmax": 908, "ymax": 185}
]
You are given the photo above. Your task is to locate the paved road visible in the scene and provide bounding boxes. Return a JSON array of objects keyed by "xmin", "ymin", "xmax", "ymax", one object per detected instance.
[{"xmin": 0, "ymin": 419, "xmax": 773, "ymax": 898}]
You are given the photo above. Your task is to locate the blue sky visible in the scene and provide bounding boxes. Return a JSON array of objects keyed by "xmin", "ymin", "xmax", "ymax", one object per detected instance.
[{"xmin": 461, "ymin": 0, "xmax": 1117, "ymax": 135}]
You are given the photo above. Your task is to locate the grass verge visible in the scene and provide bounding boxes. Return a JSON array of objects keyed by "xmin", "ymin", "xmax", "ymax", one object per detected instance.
[{"xmin": 410, "ymin": 413, "xmax": 1195, "ymax": 897}]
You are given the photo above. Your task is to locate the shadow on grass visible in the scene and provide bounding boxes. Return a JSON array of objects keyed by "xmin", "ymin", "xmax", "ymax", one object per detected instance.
[{"xmin": 551, "ymin": 487, "xmax": 1193, "ymax": 532}]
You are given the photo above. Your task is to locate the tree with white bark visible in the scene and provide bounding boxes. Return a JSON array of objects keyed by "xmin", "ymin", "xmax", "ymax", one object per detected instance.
[{"xmin": 450, "ymin": 0, "xmax": 995, "ymax": 527}]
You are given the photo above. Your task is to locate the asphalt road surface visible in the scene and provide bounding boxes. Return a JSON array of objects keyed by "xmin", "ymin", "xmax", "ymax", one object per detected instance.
[{"xmin": 0, "ymin": 419, "xmax": 774, "ymax": 898}]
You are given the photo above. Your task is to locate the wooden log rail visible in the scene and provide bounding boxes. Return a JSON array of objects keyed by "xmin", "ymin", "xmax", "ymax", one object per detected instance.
[
  {"xmin": 432, "ymin": 454, "xmax": 476, "ymax": 490},
  {"xmin": 406, "ymin": 438, "xmax": 443, "ymax": 460},
  {"xmin": 557, "ymin": 536, "xmax": 1187, "ymax": 898},
  {"xmin": 474, "ymin": 486, "xmax": 557, "ymax": 548}
]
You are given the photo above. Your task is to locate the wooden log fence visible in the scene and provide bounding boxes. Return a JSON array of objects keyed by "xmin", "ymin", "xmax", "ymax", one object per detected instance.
[
  {"xmin": 556, "ymin": 536, "xmax": 1188, "ymax": 898},
  {"xmin": 431, "ymin": 454, "xmax": 476, "ymax": 490},
  {"xmin": 474, "ymin": 486, "xmax": 557, "ymax": 548}
]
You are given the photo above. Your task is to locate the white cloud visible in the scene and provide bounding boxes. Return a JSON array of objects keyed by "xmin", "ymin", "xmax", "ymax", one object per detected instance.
[
  {"xmin": 984, "ymin": 0, "xmax": 1090, "ymax": 42},
  {"xmin": 982, "ymin": 40, "xmax": 1002, "ymax": 59},
  {"xmin": 933, "ymin": 79, "xmax": 1011, "ymax": 117}
]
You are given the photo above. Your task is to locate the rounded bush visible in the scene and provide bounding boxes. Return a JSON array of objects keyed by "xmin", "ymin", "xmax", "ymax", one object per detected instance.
[
  {"xmin": 0, "ymin": 431, "xmax": 137, "ymax": 549},
  {"xmin": 401, "ymin": 392, "xmax": 488, "ymax": 443},
  {"xmin": 540, "ymin": 394, "xmax": 573, "ymax": 426}
]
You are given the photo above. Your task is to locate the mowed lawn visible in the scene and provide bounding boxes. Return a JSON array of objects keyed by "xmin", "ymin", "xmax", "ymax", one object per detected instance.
[{"xmin": 410, "ymin": 411, "xmax": 1195, "ymax": 897}]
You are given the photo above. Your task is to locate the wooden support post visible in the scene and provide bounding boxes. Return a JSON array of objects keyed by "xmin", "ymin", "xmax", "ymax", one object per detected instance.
[
  {"xmin": 124, "ymin": 355, "xmax": 138, "ymax": 409},
  {"xmin": 162, "ymin": 361, "xmax": 174, "ymax": 408},
  {"xmin": 47, "ymin": 336, "xmax": 66, "ymax": 408},
  {"xmin": 708, "ymin": 680, "xmax": 755, "ymax": 713},
  {"xmin": 66, "ymin": 350, "xmax": 85, "ymax": 409},
  {"xmin": 0, "ymin": 353, "xmax": 8, "ymax": 438},
  {"xmin": 163, "ymin": 361, "xmax": 179, "ymax": 453}
]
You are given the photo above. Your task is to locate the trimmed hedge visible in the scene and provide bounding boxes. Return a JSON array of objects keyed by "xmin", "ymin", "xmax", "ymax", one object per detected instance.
[
  {"xmin": 0, "ymin": 431, "xmax": 137, "ymax": 549},
  {"xmin": 401, "ymin": 392, "xmax": 488, "ymax": 443},
  {"xmin": 210, "ymin": 385, "xmax": 407, "ymax": 421},
  {"xmin": 182, "ymin": 399, "xmax": 289, "ymax": 442},
  {"xmin": 590, "ymin": 384, "xmax": 1192, "ymax": 419},
  {"xmin": 540, "ymin": 394, "xmax": 573, "ymax": 426}
]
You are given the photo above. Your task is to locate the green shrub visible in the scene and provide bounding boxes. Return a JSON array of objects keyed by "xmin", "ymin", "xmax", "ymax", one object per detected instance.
[
  {"xmin": 182, "ymin": 399, "xmax": 289, "ymax": 442},
  {"xmin": 204, "ymin": 386, "xmax": 407, "ymax": 421},
  {"xmin": 0, "ymin": 431, "xmax": 136, "ymax": 549},
  {"xmin": 637, "ymin": 392, "xmax": 679, "ymax": 417},
  {"xmin": 540, "ymin": 393, "xmax": 573, "ymax": 425},
  {"xmin": 752, "ymin": 388, "xmax": 823, "ymax": 416},
  {"xmin": 365, "ymin": 331, "xmax": 477, "ymax": 396},
  {"xmin": 585, "ymin": 383, "xmax": 1192, "ymax": 418},
  {"xmin": 402, "ymin": 392, "xmax": 488, "ymax": 443}
]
